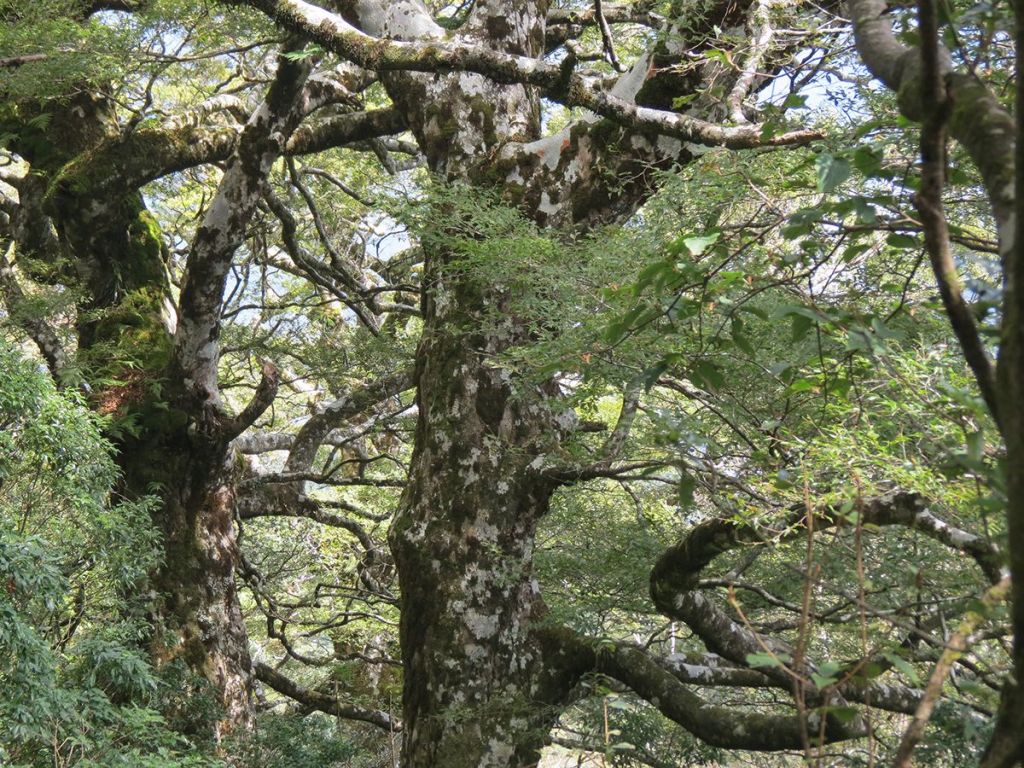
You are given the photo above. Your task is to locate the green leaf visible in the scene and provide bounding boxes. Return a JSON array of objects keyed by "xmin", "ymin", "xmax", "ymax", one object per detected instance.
[
  {"xmin": 881, "ymin": 652, "xmax": 920, "ymax": 683},
  {"xmin": 791, "ymin": 313, "xmax": 815, "ymax": 342},
  {"xmin": 678, "ymin": 471, "xmax": 697, "ymax": 507},
  {"xmin": 746, "ymin": 652, "xmax": 792, "ymax": 668},
  {"xmin": 681, "ymin": 232, "xmax": 720, "ymax": 256},
  {"xmin": 967, "ymin": 430, "xmax": 984, "ymax": 464},
  {"xmin": 811, "ymin": 672, "xmax": 838, "ymax": 689},
  {"xmin": 852, "ymin": 145, "xmax": 883, "ymax": 176},
  {"xmin": 641, "ymin": 360, "xmax": 669, "ymax": 391},
  {"xmin": 816, "ymin": 153, "xmax": 851, "ymax": 193},
  {"xmin": 886, "ymin": 232, "xmax": 919, "ymax": 249},
  {"xmin": 786, "ymin": 378, "xmax": 816, "ymax": 394},
  {"xmin": 692, "ymin": 360, "xmax": 725, "ymax": 391},
  {"xmin": 732, "ymin": 331, "xmax": 755, "ymax": 356},
  {"xmin": 853, "ymin": 197, "xmax": 876, "ymax": 224},
  {"xmin": 823, "ymin": 705, "xmax": 861, "ymax": 724}
]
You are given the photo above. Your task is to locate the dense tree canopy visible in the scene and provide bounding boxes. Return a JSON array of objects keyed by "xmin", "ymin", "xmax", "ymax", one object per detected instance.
[{"xmin": 1, "ymin": 0, "xmax": 1023, "ymax": 765}]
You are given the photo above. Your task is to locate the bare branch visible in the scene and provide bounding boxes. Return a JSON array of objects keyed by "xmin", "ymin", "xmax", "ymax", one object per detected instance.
[
  {"xmin": 0, "ymin": 53, "xmax": 49, "ymax": 69},
  {"xmin": 254, "ymin": 661, "xmax": 400, "ymax": 731},
  {"xmin": 910, "ymin": 0, "xmax": 1001, "ymax": 427},
  {"xmin": 173, "ymin": 45, "xmax": 313, "ymax": 418},
  {"xmin": 219, "ymin": 360, "xmax": 280, "ymax": 441},
  {"xmin": 285, "ymin": 369, "xmax": 414, "ymax": 478}
]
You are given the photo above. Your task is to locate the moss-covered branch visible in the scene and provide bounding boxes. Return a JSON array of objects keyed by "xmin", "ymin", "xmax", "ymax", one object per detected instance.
[{"xmin": 225, "ymin": 0, "xmax": 820, "ymax": 149}]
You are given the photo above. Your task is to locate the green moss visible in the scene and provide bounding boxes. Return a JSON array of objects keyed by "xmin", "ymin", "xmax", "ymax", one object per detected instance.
[
  {"xmin": 89, "ymin": 286, "xmax": 172, "ymax": 369},
  {"xmin": 122, "ymin": 205, "xmax": 169, "ymax": 288},
  {"xmin": 468, "ymin": 94, "xmax": 498, "ymax": 146}
]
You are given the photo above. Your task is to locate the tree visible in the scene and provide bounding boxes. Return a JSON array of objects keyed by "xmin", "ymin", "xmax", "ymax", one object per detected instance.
[{"xmin": 1, "ymin": 0, "xmax": 1021, "ymax": 766}]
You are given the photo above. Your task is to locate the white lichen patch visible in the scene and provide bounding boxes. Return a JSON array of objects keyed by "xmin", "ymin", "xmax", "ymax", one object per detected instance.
[{"xmin": 464, "ymin": 609, "xmax": 500, "ymax": 639}]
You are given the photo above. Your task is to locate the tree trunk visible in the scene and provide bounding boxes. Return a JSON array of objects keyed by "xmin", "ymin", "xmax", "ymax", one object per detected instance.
[
  {"xmin": 389, "ymin": 270, "xmax": 558, "ymax": 765},
  {"xmin": 4, "ymin": 90, "xmax": 256, "ymax": 737},
  {"xmin": 354, "ymin": 3, "xmax": 571, "ymax": 762}
]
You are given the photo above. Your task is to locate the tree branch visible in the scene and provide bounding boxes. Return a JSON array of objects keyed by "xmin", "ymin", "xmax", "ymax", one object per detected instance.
[
  {"xmin": 172, "ymin": 45, "xmax": 313, "ymax": 419},
  {"xmin": 48, "ymin": 109, "xmax": 407, "ymax": 226},
  {"xmin": 539, "ymin": 628, "xmax": 864, "ymax": 750},
  {"xmin": 285, "ymin": 369, "xmax": 414, "ymax": 479},
  {"xmin": 226, "ymin": 0, "xmax": 820, "ymax": 149},
  {"xmin": 254, "ymin": 661, "xmax": 400, "ymax": 731},
  {"xmin": 911, "ymin": 0, "xmax": 1001, "ymax": 427},
  {"xmin": 218, "ymin": 360, "xmax": 280, "ymax": 441},
  {"xmin": 0, "ymin": 241, "xmax": 68, "ymax": 382},
  {"xmin": 848, "ymin": 0, "xmax": 1015, "ymax": 258},
  {"xmin": 648, "ymin": 491, "xmax": 1001, "ymax": 713},
  {"xmin": 894, "ymin": 575, "xmax": 1011, "ymax": 767}
]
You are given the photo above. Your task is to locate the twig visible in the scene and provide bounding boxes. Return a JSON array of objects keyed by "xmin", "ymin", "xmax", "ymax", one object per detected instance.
[{"xmin": 594, "ymin": 0, "xmax": 624, "ymax": 72}]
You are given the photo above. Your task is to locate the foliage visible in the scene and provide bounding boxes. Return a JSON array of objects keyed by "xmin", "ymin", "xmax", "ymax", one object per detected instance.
[
  {"xmin": 0, "ymin": 340, "xmax": 218, "ymax": 768},
  {"xmin": 0, "ymin": 0, "xmax": 1019, "ymax": 764}
]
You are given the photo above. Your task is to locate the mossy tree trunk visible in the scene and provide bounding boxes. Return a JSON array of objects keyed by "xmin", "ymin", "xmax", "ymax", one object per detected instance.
[{"xmin": 0, "ymin": 58, "xmax": 306, "ymax": 738}]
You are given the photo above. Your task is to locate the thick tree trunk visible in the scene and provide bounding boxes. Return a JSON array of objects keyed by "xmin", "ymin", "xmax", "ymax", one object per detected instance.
[
  {"xmin": 134, "ymin": 436, "xmax": 255, "ymax": 737},
  {"xmin": 3, "ymin": 92, "xmax": 257, "ymax": 737},
  {"xmin": 389, "ymin": 281, "xmax": 557, "ymax": 765},
  {"xmin": 365, "ymin": 3, "xmax": 570, "ymax": 762}
]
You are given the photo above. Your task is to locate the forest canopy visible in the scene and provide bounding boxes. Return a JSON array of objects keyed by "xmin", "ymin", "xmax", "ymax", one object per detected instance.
[{"xmin": 1, "ymin": 0, "xmax": 1023, "ymax": 766}]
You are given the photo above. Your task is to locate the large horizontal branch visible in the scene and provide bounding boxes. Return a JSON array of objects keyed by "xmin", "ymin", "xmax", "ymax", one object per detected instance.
[
  {"xmin": 544, "ymin": 4, "xmax": 664, "ymax": 52},
  {"xmin": 0, "ymin": 53, "xmax": 49, "ymax": 69},
  {"xmin": 546, "ymin": 4, "xmax": 663, "ymax": 27},
  {"xmin": 237, "ymin": 488, "xmax": 392, "ymax": 596},
  {"xmin": 238, "ymin": 494, "xmax": 376, "ymax": 553},
  {"xmin": 254, "ymin": 661, "xmax": 400, "ymax": 731},
  {"xmin": 657, "ymin": 650, "xmax": 923, "ymax": 714},
  {"xmin": 225, "ymin": 0, "xmax": 820, "ymax": 149},
  {"xmin": 539, "ymin": 629, "xmax": 862, "ymax": 750},
  {"xmin": 233, "ymin": 401, "xmax": 409, "ymax": 455},
  {"xmin": 47, "ymin": 108, "xmax": 406, "ymax": 222}
]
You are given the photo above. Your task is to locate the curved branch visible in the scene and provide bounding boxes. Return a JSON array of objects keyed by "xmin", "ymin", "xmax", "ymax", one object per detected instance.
[
  {"xmin": 651, "ymin": 491, "xmax": 1003, "ymax": 610},
  {"xmin": 648, "ymin": 491, "xmax": 1000, "ymax": 712},
  {"xmin": 539, "ymin": 629, "xmax": 863, "ymax": 750},
  {"xmin": 48, "ymin": 108, "xmax": 407, "ymax": 223},
  {"xmin": 219, "ymin": 360, "xmax": 280, "ymax": 441},
  {"xmin": 848, "ymin": 0, "xmax": 1015, "ymax": 253},
  {"xmin": 894, "ymin": 575, "xmax": 1011, "ymax": 768}
]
